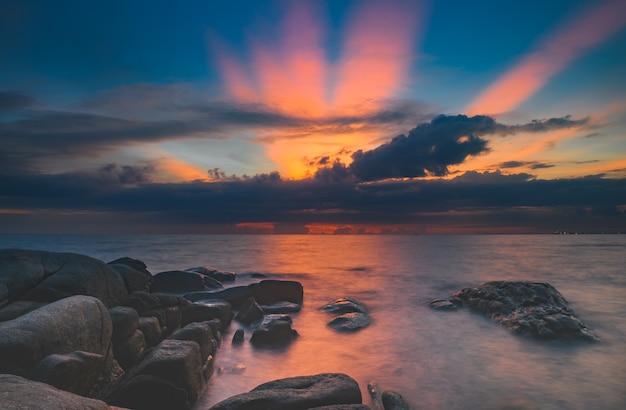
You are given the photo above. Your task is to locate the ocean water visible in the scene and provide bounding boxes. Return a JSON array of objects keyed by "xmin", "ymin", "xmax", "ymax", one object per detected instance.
[{"xmin": 1, "ymin": 234, "xmax": 625, "ymax": 409}]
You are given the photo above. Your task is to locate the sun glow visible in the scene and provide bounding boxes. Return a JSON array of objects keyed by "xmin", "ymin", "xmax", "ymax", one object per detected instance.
[{"xmin": 213, "ymin": 0, "xmax": 423, "ymax": 179}]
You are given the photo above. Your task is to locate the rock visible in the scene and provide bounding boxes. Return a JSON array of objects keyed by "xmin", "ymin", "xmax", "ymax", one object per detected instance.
[
  {"xmin": 125, "ymin": 291, "xmax": 162, "ymax": 312},
  {"xmin": 428, "ymin": 299, "xmax": 457, "ymax": 311},
  {"xmin": 109, "ymin": 306, "xmax": 139, "ymax": 344},
  {"xmin": 187, "ymin": 266, "xmax": 237, "ymax": 282},
  {"xmin": 235, "ymin": 297, "xmax": 264, "ymax": 324},
  {"xmin": 105, "ymin": 374, "xmax": 191, "ymax": 410},
  {"xmin": 322, "ymin": 298, "xmax": 369, "ymax": 314},
  {"xmin": 232, "ymin": 329, "xmax": 244, "ymax": 345},
  {"xmin": 208, "ymin": 373, "xmax": 363, "ymax": 410},
  {"xmin": 250, "ymin": 315, "xmax": 298, "ymax": 346},
  {"xmin": 310, "ymin": 406, "xmax": 371, "ymax": 410},
  {"xmin": 151, "ymin": 270, "xmax": 222, "ymax": 293},
  {"xmin": 186, "ymin": 280, "xmax": 303, "ymax": 309},
  {"xmin": 328, "ymin": 312, "xmax": 371, "ymax": 332},
  {"xmin": 261, "ymin": 301, "xmax": 302, "ymax": 314},
  {"xmin": 108, "ymin": 263, "xmax": 152, "ymax": 293},
  {"xmin": 181, "ymin": 300, "xmax": 233, "ymax": 328},
  {"xmin": 108, "ymin": 256, "xmax": 151, "ymax": 276},
  {"xmin": 0, "ymin": 249, "xmax": 128, "ymax": 308},
  {"xmin": 168, "ymin": 321, "xmax": 217, "ymax": 363},
  {"xmin": 0, "ymin": 374, "xmax": 110, "ymax": 410},
  {"xmin": 138, "ymin": 316, "xmax": 163, "ymax": 348},
  {"xmin": 0, "ymin": 300, "xmax": 47, "ymax": 322},
  {"xmin": 113, "ymin": 329, "xmax": 146, "ymax": 371},
  {"xmin": 33, "ymin": 351, "xmax": 105, "ymax": 396},
  {"xmin": 381, "ymin": 391, "xmax": 410, "ymax": 410},
  {"xmin": 450, "ymin": 281, "xmax": 597, "ymax": 340},
  {"xmin": 0, "ymin": 295, "xmax": 112, "ymax": 376}
]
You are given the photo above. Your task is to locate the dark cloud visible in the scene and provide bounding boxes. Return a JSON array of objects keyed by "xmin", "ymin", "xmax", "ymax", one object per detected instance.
[
  {"xmin": 0, "ymin": 91, "xmax": 35, "ymax": 111},
  {"xmin": 499, "ymin": 160, "xmax": 555, "ymax": 169},
  {"xmin": 350, "ymin": 115, "xmax": 492, "ymax": 180},
  {"xmin": 497, "ymin": 115, "xmax": 589, "ymax": 135}
]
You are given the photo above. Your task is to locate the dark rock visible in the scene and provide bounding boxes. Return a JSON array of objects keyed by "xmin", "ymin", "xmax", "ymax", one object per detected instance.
[
  {"xmin": 138, "ymin": 316, "xmax": 163, "ymax": 348},
  {"xmin": 105, "ymin": 374, "xmax": 191, "ymax": 410},
  {"xmin": 235, "ymin": 297, "xmax": 264, "ymax": 324},
  {"xmin": 310, "ymin": 406, "xmax": 371, "ymax": 410},
  {"xmin": 113, "ymin": 329, "xmax": 146, "ymax": 371},
  {"xmin": 151, "ymin": 270, "xmax": 221, "ymax": 293},
  {"xmin": 186, "ymin": 280, "xmax": 303, "ymax": 309},
  {"xmin": 33, "ymin": 351, "xmax": 105, "ymax": 396},
  {"xmin": 0, "ymin": 295, "xmax": 112, "ymax": 376},
  {"xmin": 261, "ymin": 301, "xmax": 302, "ymax": 314},
  {"xmin": 428, "ymin": 299, "xmax": 457, "ymax": 311},
  {"xmin": 109, "ymin": 263, "xmax": 152, "ymax": 293},
  {"xmin": 141, "ymin": 308, "xmax": 167, "ymax": 328},
  {"xmin": 109, "ymin": 306, "xmax": 139, "ymax": 344},
  {"xmin": 168, "ymin": 321, "xmax": 217, "ymax": 363},
  {"xmin": 0, "ymin": 300, "xmax": 46, "ymax": 322},
  {"xmin": 328, "ymin": 312, "xmax": 371, "ymax": 332},
  {"xmin": 0, "ymin": 249, "xmax": 128, "ymax": 308},
  {"xmin": 108, "ymin": 256, "xmax": 151, "ymax": 276},
  {"xmin": 232, "ymin": 329, "xmax": 244, "ymax": 345},
  {"xmin": 208, "ymin": 373, "xmax": 363, "ymax": 410},
  {"xmin": 181, "ymin": 300, "xmax": 233, "ymax": 328},
  {"xmin": 125, "ymin": 291, "xmax": 162, "ymax": 312},
  {"xmin": 381, "ymin": 390, "xmax": 410, "ymax": 410},
  {"xmin": 187, "ymin": 266, "xmax": 237, "ymax": 282},
  {"xmin": 322, "ymin": 298, "xmax": 369, "ymax": 314},
  {"xmin": 251, "ymin": 273, "xmax": 268, "ymax": 279},
  {"xmin": 250, "ymin": 315, "xmax": 298, "ymax": 346},
  {"xmin": 450, "ymin": 281, "xmax": 597, "ymax": 340},
  {"xmin": 0, "ymin": 374, "xmax": 110, "ymax": 410}
]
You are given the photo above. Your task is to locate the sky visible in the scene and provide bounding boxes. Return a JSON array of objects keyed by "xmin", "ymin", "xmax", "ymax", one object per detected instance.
[{"xmin": 1, "ymin": 0, "xmax": 626, "ymax": 234}]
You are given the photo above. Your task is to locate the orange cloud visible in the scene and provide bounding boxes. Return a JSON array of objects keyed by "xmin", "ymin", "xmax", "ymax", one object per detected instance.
[
  {"xmin": 213, "ymin": 0, "xmax": 423, "ymax": 178},
  {"xmin": 467, "ymin": 0, "xmax": 626, "ymax": 116}
]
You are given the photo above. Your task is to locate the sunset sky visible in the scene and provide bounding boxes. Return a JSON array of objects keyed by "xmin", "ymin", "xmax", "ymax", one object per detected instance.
[{"xmin": 1, "ymin": 0, "xmax": 625, "ymax": 234}]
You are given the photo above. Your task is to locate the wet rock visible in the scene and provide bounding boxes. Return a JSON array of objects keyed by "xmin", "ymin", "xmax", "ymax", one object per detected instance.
[
  {"xmin": 235, "ymin": 297, "xmax": 264, "ymax": 324},
  {"xmin": 261, "ymin": 301, "xmax": 302, "ymax": 313},
  {"xmin": 322, "ymin": 298, "xmax": 369, "ymax": 314},
  {"xmin": 186, "ymin": 280, "xmax": 303, "ymax": 309},
  {"xmin": 187, "ymin": 266, "xmax": 237, "ymax": 282},
  {"xmin": 113, "ymin": 329, "xmax": 146, "ymax": 371},
  {"xmin": 209, "ymin": 373, "xmax": 363, "ymax": 410},
  {"xmin": 181, "ymin": 300, "xmax": 233, "ymax": 329},
  {"xmin": 108, "ymin": 256, "xmax": 151, "ymax": 277},
  {"xmin": 381, "ymin": 390, "xmax": 410, "ymax": 410},
  {"xmin": 109, "ymin": 306, "xmax": 139, "ymax": 344},
  {"xmin": 0, "ymin": 374, "xmax": 110, "ymax": 410},
  {"xmin": 428, "ymin": 299, "xmax": 457, "ymax": 311},
  {"xmin": 138, "ymin": 316, "xmax": 163, "ymax": 348},
  {"xmin": 0, "ymin": 295, "xmax": 112, "ymax": 376},
  {"xmin": 105, "ymin": 374, "xmax": 190, "ymax": 410},
  {"xmin": 450, "ymin": 281, "xmax": 597, "ymax": 341},
  {"xmin": 108, "ymin": 263, "xmax": 152, "ymax": 293},
  {"xmin": 232, "ymin": 329, "xmax": 244, "ymax": 345},
  {"xmin": 151, "ymin": 270, "xmax": 223, "ymax": 293},
  {"xmin": 0, "ymin": 249, "xmax": 128, "ymax": 308},
  {"xmin": 310, "ymin": 406, "xmax": 371, "ymax": 410},
  {"xmin": 33, "ymin": 351, "xmax": 105, "ymax": 396},
  {"xmin": 250, "ymin": 315, "xmax": 298, "ymax": 346},
  {"xmin": 168, "ymin": 321, "xmax": 217, "ymax": 362},
  {"xmin": 328, "ymin": 312, "xmax": 372, "ymax": 332}
]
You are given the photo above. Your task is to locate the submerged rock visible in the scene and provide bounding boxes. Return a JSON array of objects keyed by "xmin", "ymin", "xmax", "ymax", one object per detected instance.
[
  {"xmin": 250, "ymin": 315, "xmax": 298, "ymax": 346},
  {"xmin": 322, "ymin": 297, "xmax": 369, "ymax": 314},
  {"xmin": 208, "ymin": 373, "xmax": 363, "ymax": 410},
  {"xmin": 428, "ymin": 299, "xmax": 458, "ymax": 311},
  {"xmin": 327, "ymin": 312, "xmax": 372, "ymax": 332},
  {"xmin": 381, "ymin": 390, "xmax": 410, "ymax": 410},
  {"xmin": 448, "ymin": 281, "xmax": 597, "ymax": 341}
]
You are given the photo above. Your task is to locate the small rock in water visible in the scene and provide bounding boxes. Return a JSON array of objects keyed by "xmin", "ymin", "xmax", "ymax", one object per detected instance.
[
  {"xmin": 322, "ymin": 297, "xmax": 369, "ymax": 314},
  {"xmin": 428, "ymin": 299, "xmax": 457, "ymax": 311},
  {"xmin": 327, "ymin": 312, "xmax": 371, "ymax": 332},
  {"xmin": 381, "ymin": 390, "xmax": 410, "ymax": 410},
  {"xmin": 232, "ymin": 329, "xmax": 244, "ymax": 345}
]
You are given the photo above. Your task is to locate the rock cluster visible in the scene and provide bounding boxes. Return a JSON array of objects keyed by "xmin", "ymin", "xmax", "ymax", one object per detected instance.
[
  {"xmin": 431, "ymin": 281, "xmax": 597, "ymax": 341},
  {"xmin": 322, "ymin": 297, "xmax": 372, "ymax": 331}
]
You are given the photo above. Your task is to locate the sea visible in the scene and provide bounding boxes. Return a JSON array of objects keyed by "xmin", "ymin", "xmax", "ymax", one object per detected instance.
[{"xmin": 1, "ymin": 234, "xmax": 625, "ymax": 409}]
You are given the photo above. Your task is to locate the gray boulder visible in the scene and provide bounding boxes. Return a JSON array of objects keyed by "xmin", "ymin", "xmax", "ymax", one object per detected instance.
[
  {"xmin": 328, "ymin": 312, "xmax": 372, "ymax": 332},
  {"xmin": 181, "ymin": 300, "xmax": 233, "ymax": 328},
  {"xmin": 0, "ymin": 295, "xmax": 112, "ymax": 376},
  {"xmin": 113, "ymin": 329, "xmax": 146, "ymax": 371},
  {"xmin": 108, "ymin": 263, "xmax": 152, "ymax": 293},
  {"xmin": 382, "ymin": 391, "xmax": 410, "ymax": 410},
  {"xmin": 450, "ymin": 281, "xmax": 597, "ymax": 340},
  {"xmin": 0, "ymin": 300, "xmax": 47, "ymax": 322},
  {"xmin": 109, "ymin": 306, "xmax": 139, "ymax": 344},
  {"xmin": 33, "ymin": 351, "xmax": 105, "ymax": 396},
  {"xmin": 208, "ymin": 373, "xmax": 363, "ymax": 410},
  {"xmin": 105, "ymin": 374, "xmax": 190, "ymax": 410},
  {"xmin": 0, "ymin": 374, "xmax": 110, "ymax": 410},
  {"xmin": 0, "ymin": 249, "xmax": 128, "ymax": 308},
  {"xmin": 168, "ymin": 321, "xmax": 217, "ymax": 363}
]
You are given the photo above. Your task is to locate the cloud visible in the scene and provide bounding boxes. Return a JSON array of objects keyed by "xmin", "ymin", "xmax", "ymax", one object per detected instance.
[
  {"xmin": 0, "ymin": 91, "xmax": 35, "ymax": 111},
  {"xmin": 499, "ymin": 160, "xmax": 555, "ymax": 170}
]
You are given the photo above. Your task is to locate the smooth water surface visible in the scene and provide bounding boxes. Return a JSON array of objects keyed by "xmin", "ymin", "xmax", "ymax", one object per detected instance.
[{"xmin": 2, "ymin": 234, "xmax": 625, "ymax": 409}]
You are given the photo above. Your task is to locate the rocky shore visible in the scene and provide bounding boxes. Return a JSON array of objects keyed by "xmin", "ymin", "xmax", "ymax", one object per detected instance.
[{"xmin": 0, "ymin": 249, "xmax": 407, "ymax": 409}]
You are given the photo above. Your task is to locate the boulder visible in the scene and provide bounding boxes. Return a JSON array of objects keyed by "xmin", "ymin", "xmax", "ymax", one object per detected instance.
[
  {"xmin": 113, "ymin": 329, "xmax": 146, "ymax": 371},
  {"xmin": 105, "ymin": 374, "xmax": 191, "ymax": 410},
  {"xmin": 181, "ymin": 300, "xmax": 233, "ymax": 328},
  {"xmin": 108, "ymin": 263, "xmax": 152, "ymax": 293},
  {"xmin": 235, "ymin": 297, "xmax": 264, "ymax": 324},
  {"xmin": 328, "ymin": 313, "xmax": 371, "ymax": 332},
  {"xmin": 232, "ymin": 329, "xmax": 245, "ymax": 345},
  {"xmin": 322, "ymin": 298, "xmax": 369, "ymax": 314},
  {"xmin": 0, "ymin": 374, "xmax": 110, "ymax": 410},
  {"xmin": 261, "ymin": 301, "xmax": 302, "ymax": 314},
  {"xmin": 449, "ymin": 281, "xmax": 597, "ymax": 340},
  {"xmin": 168, "ymin": 321, "xmax": 217, "ymax": 363},
  {"xmin": 250, "ymin": 315, "xmax": 298, "ymax": 346},
  {"xmin": 381, "ymin": 391, "xmax": 410, "ymax": 410},
  {"xmin": 108, "ymin": 256, "xmax": 151, "ymax": 276},
  {"xmin": 125, "ymin": 292, "xmax": 162, "ymax": 312},
  {"xmin": 109, "ymin": 306, "xmax": 139, "ymax": 344},
  {"xmin": 186, "ymin": 280, "xmax": 303, "ymax": 309},
  {"xmin": 0, "ymin": 295, "xmax": 112, "ymax": 376},
  {"xmin": 187, "ymin": 266, "xmax": 237, "ymax": 282},
  {"xmin": 310, "ymin": 406, "xmax": 371, "ymax": 410},
  {"xmin": 0, "ymin": 300, "xmax": 47, "ymax": 322},
  {"xmin": 151, "ymin": 270, "xmax": 221, "ymax": 293},
  {"xmin": 208, "ymin": 373, "xmax": 363, "ymax": 410},
  {"xmin": 33, "ymin": 351, "xmax": 105, "ymax": 396},
  {"xmin": 138, "ymin": 316, "xmax": 163, "ymax": 348},
  {"xmin": 0, "ymin": 249, "xmax": 128, "ymax": 308}
]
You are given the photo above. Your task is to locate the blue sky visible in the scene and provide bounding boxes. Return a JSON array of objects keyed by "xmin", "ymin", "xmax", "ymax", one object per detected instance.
[{"xmin": 1, "ymin": 0, "xmax": 625, "ymax": 233}]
